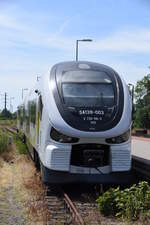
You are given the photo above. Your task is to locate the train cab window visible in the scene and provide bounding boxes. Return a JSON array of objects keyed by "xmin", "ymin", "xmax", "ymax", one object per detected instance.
[{"xmin": 62, "ymin": 70, "xmax": 114, "ymax": 107}]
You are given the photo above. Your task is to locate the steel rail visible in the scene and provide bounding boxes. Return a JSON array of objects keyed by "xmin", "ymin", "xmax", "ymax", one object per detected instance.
[
  {"xmin": 63, "ymin": 192, "xmax": 85, "ymax": 225},
  {"xmin": 5, "ymin": 127, "xmax": 17, "ymax": 134}
]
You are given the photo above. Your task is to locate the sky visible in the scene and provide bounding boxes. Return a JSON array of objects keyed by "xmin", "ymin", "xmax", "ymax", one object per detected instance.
[{"xmin": 0, "ymin": 0, "xmax": 150, "ymax": 111}]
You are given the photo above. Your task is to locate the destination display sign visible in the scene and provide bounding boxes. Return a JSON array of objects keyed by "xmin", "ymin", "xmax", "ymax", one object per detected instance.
[
  {"xmin": 78, "ymin": 110, "xmax": 105, "ymax": 115},
  {"xmin": 76, "ymin": 108, "xmax": 113, "ymax": 128}
]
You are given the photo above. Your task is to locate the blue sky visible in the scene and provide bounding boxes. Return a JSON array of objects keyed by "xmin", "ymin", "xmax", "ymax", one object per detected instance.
[{"xmin": 0, "ymin": 0, "xmax": 150, "ymax": 111}]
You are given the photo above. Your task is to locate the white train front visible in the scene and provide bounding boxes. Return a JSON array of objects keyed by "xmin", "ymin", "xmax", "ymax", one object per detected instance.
[{"xmin": 17, "ymin": 61, "xmax": 132, "ymax": 184}]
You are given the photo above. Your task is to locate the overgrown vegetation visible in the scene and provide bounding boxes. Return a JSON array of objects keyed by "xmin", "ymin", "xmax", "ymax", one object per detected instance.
[
  {"xmin": 0, "ymin": 130, "xmax": 9, "ymax": 154},
  {"xmin": 13, "ymin": 132, "xmax": 27, "ymax": 154},
  {"xmin": 97, "ymin": 181, "xmax": 150, "ymax": 221},
  {"xmin": 0, "ymin": 119, "xmax": 16, "ymax": 126},
  {"xmin": 0, "ymin": 127, "xmax": 27, "ymax": 155}
]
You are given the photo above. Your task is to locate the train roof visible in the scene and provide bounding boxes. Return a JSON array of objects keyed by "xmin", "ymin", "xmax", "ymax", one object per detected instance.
[{"xmin": 51, "ymin": 61, "xmax": 118, "ymax": 74}]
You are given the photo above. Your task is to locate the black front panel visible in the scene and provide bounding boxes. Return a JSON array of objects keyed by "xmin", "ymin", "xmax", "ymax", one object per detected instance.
[
  {"xmin": 51, "ymin": 61, "xmax": 124, "ymax": 132},
  {"xmin": 71, "ymin": 144, "xmax": 109, "ymax": 167}
]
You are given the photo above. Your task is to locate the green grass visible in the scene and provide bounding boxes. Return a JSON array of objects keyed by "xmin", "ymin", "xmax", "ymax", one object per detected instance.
[
  {"xmin": 0, "ymin": 119, "xmax": 16, "ymax": 126},
  {"xmin": 0, "ymin": 130, "xmax": 9, "ymax": 154},
  {"xmin": 13, "ymin": 132, "xmax": 27, "ymax": 154}
]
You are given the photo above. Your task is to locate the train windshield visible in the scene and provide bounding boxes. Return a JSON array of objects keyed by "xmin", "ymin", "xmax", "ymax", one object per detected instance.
[{"xmin": 62, "ymin": 71, "xmax": 114, "ymax": 107}]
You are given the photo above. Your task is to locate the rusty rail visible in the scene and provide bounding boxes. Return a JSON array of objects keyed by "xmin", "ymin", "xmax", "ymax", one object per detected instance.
[
  {"xmin": 63, "ymin": 192, "xmax": 85, "ymax": 225},
  {"xmin": 44, "ymin": 187, "xmax": 85, "ymax": 224},
  {"xmin": 5, "ymin": 127, "xmax": 17, "ymax": 134}
]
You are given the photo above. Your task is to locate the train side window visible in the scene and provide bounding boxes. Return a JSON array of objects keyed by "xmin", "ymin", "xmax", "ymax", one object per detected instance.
[
  {"xmin": 23, "ymin": 105, "xmax": 25, "ymax": 120},
  {"xmin": 39, "ymin": 96, "xmax": 43, "ymax": 120},
  {"xmin": 18, "ymin": 108, "xmax": 21, "ymax": 118},
  {"xmin": 29, "ymin": 100, "xmax": 36, "ymax": 125},
  {"xmin": 20, "ymin": 106, "xmax": 24, "ymax": 126}
]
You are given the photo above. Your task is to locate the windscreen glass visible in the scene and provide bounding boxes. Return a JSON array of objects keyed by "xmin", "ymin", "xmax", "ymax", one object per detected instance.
[
  {"xmin": 62, "ymin": 70, "xmax": 112, "ymax": 83},
  {"xmin": 62, "ymin": 70, "xmax": 115, "ymax": 107}
]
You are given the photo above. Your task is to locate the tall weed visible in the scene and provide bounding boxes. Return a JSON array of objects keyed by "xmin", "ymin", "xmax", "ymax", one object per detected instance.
[{"xmin": 0, "ymin": 130, "xmax": 9, "ymax": 154}]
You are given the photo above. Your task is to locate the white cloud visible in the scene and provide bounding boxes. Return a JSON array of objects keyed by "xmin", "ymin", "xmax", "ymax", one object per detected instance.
[
  {"xmin": 40, "ymin": 28, "xmax": 150, "ymax": 54},
  {"xmin": 1, "ymin": 8, "xmax": 150, "ymax": 54},
  {"xmin": 85, "ymin": 29, "xmax": 150, "ymax": 53},
  {"xmin": 39, "ymin": 28, "xmax": 150, "ymax": 55}
]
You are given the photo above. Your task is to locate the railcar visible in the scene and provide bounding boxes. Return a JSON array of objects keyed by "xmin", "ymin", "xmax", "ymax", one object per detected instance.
[{"xmin": 17, "ymin": 61, "xmax": 132, "ymax": 184}]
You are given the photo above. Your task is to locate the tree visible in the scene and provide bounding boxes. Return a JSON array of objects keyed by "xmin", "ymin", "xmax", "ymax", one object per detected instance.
[
  {"xmin": 134, "ymin": 75, "xmax": 150, "ymax": 129},
  {"xmin": 0, "ymin": 109, "xmax": 12, "ymax": 119}
]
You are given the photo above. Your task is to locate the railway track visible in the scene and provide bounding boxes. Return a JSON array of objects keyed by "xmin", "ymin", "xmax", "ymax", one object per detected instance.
[
  {"xmin": 5, "ymin": 126, "xmax": 18, "ymax": 134},
  {"xmin": 1, "ymin": 126, "xmax": 17, "ymax": 135},
  {"xmin": 44, "ymin": 186, "xmax": 67, "ymax": 224},
  {"xmin": 31, "ymin": 155, "xmax": 150, "ymax": 224},
  {"xmin": 66, "ymin": 194, "xmax": 101, "ymax": 225},
  {"xmin": 44, "ymin": 185, "xmax": 101, "ymax": 225}
]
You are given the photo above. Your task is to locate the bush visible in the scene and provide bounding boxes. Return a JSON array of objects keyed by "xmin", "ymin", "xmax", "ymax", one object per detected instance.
[
  {"xmin": 0, "ymin": 130, "xmax": 9, "ymax": 154},
  {"xmin": 96, "ymin": 187, "xmax": 120, "ymax": 216},
  {"xmin": 0, "ymin": 109, "xmax": 12, "ymax": 119},
  {"xmin": 97, "ymin": 181, "xmax": 150, "ymax": 221}
]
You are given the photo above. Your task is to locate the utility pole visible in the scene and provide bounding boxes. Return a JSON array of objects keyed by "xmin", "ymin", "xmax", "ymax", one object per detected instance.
[
  {"xmin": 0, "ymin": 93, "xmax": 3, "ymax": 112},
  {"xmin": 4, "ymin": 92, "xmax": 7, "ymax": 116},
  {"xmin": 10, "ymin": 97, "xmax": 15, "ymax": 113},
  {"xmin": 22, "ymin": 88, "xmax": 28, "ymax": 100},
  {"xmin": 37, "ymin": 75, "xmax": 41, "ymax": 81}
]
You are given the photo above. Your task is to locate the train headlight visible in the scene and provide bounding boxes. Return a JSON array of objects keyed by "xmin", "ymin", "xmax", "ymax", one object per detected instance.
[
  {"xmin": 106, "ymin": 130, "xmax": 130, "ymax": 144},
  {"xmin": 50, "ymin": 127, "xmax": 79, "ymax": 143}
]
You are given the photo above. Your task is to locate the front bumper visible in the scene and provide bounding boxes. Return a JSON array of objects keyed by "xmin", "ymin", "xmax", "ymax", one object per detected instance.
[
  {"xmin": 41, "ymin": 163, "xmax": 134, "ymax": 185},
  {"xmin": 44, "ymin": 141, "xmax": 131, "ymax": 172}
]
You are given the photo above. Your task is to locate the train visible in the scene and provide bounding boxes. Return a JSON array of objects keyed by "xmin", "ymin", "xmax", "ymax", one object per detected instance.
[{"xmin": 17, "ymin": 61, "xmax": 132, "ymax": 184}]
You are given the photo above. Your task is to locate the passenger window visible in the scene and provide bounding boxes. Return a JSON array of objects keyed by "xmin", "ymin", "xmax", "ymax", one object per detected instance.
[
  {"xmin": 39, "ymin": 96, "xmax": 43, "ymax": 120},
  {"xmin": 29, "ymin": 100, "xmax": 36, "ymax": 125}
]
